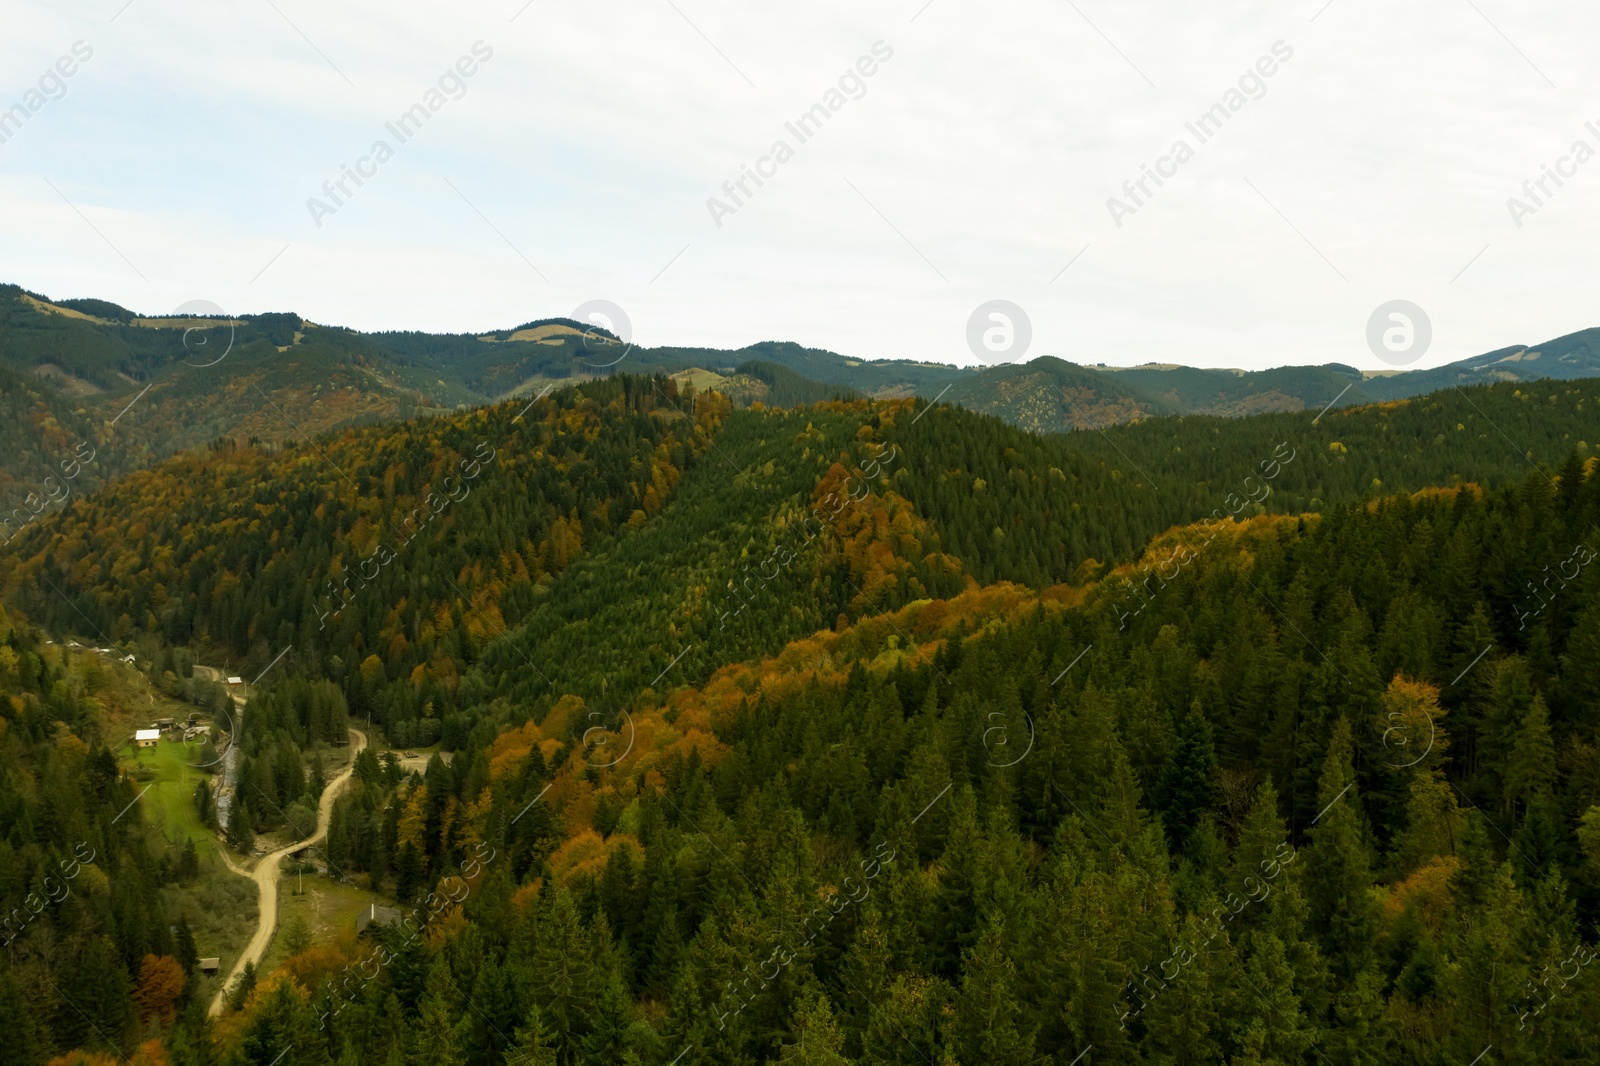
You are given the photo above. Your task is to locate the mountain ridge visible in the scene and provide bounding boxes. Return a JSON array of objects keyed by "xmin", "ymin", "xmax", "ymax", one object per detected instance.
[{"xmin": 5, "ymin": 281, "xmax": 1599, "ymax": 530}]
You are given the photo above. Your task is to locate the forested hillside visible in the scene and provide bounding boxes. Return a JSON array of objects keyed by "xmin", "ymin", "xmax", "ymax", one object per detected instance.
[
  {"xmin": 896, "ymin": 378, "xmax": 1600, "ymax": 587},
  {"xmin": 0, "ymin": 288, "xmax": 440, "ymax": 543},
  {"xmin": 5, "ymin": 376, "xmax": 716, "ymax": 747},
  {"xmin": 0, "ymin": 606, "xmax": 212, "ymax": 1066},
  {"xmin": 32, "ymin": 449, "xmax": 1594, "ymax": 1066},
  {"xmin": 9, "ymin": 377, "xmax": 1596, "ymax": 752},
  {"xmin": 9, "ymin": 282, "xmax": 1597, "ymax": 516},
  {"xmin": 935, "ymin": 329, "xmax": 1600, "ymax": 432},
  {"xmin": 2, "ymin": 375, "xmax": 1581, "ymax": 737},
  {"xmin": 4, "ymin": 365, "xmax": 1600, "ymax": 1065}
]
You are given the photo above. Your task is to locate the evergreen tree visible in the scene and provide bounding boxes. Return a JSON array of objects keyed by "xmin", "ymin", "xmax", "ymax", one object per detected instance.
[
  {"xmin": 175, "ymin": 918, "xmax": 200, "ymax": 978},
  {"xmin": 1303, "ymin": 718, "xmax": 1378, "ymax": 980},
  {"xmin": 949, "ymin": 920, "xmax": 1035, "ymax": 1066},
  {"xmin": 195, "ymin": 778, "xmax": 216, "ymax": 828},
  {"xmin": 228, "ymin": 961, "xmax": 258, "ymax": 1012},
  {"xmin": 0, "ymin": 973, "xmax": 44, "ymax": 1066},
  {"xmin": 1503, "ymin": 693, "xmax": 1556, "ymax": 818},
  {"xmin": 394, "ymin": 842, "xmax": 422, "ymax": 903},
  {"xmin": 777, "ymin": 988, "xmax": 853, "ymax": 1066},
  {"xmin": 1155, "ymin": 700, "xmax": 1220, "ymax": 849},
  {"xmin": 228, "ymin": 798, "xmax": 256, "ymax": 852},
  {"xmin": 508, "ymin": 1001, "xmax": 559, "ymax": 1066},
  {"xmin": 56, "ymin": 935, "xmax": 135, "ymax": 1052},
  {"xmin": 526, "ymin": 891, "xmax": 600, "ymax": 1050},
  {"xmin": 411, "ymin": 960, "xmax": 466, "ymax": 1066}
]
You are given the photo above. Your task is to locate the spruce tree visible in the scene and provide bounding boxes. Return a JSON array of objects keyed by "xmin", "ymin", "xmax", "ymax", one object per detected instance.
[
  {"xmin": 411, "ymin": 960, "xmax": 466, "ymax": 1066},
  {"xmin": 1155, "ymin": 701, "xmax": 1220, "ymax": 850},
  {"xmin": 1303, "ymin": 718, "xmax": 1378, "ymax": 980}
]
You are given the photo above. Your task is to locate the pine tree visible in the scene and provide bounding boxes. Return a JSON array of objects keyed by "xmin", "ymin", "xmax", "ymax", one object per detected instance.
[
  {"xmin": 411, "ymin": 959, "xmax": 466, "ymax": 1066},
  {"xmin": 576, "ymin": 977, "xmax": 635, "ymax": 1064},
  {"xmin": 1513, "ymin": 790, "xmax": 1567, "ymax": 883},
  {"xmin": 927, "ymin": 786, "xmax": 981, "ymax": 976},
  {"xmin": 238, "ymin": 980, "xmax": 301, "ymax": 1066},
  {"xmin": 1155, "ymin": 700, "xmax": 1220, "ymax": 850},
  {"xmin": 0, "ymin": 973, "xmax": 43, "ymax": 1066},
  {"xmin": 1321, "ymin": 970, "xmax": 1395, "ymax": 1065},
  {"xmin": 1558, "ymin": 602, "xmax": 1600, "ymax": 730},
  {"xmin": 1504, "ymin": 693, "xmax": 1556, "ymax": 818},
  {"xmin": 949, "ymin": 920, "xmax": 1035, "ymax": 1066},
  {"xmin": 777, "ymin": 988, "xmax": 853, "ymax": 1066},
  {"xmin": 195, "ymin": 778, "xmax": 216, "ymax": 828},
  {"xmin": 507, "ymin": 1001, "xmax": 559, "ymax": 1066},
  {"xmin": 837, "ymin": 903, "xmax": 892, "ymax": 1035},
  {"xmin": 394, "ymin": 842, "xmax": 422, "ymax": 903},
  {"xmin": 646, "ymin": 908, "xmax": 685, "ymax": 998},
  {"xmin": 228, "ymin": 960, "xmax": 258, "ymax": 1012},
  {"xmin": 1139, "ymin": 911, "xmax": 1230, "ymax": 1066},
  {"xmin": 527, "ymin": 890, "xmax": 599, "ymax": 1047},
  {"xmin": 175, "ymin": 918, "xmax": 200, "ymax": 977},
  {"xmin": 1303, "ymin": 718, "xmax": 1378, "ymax": 980},
  {"xmin": 236, "ymin": 793, "xmax": 260, "ymax": 850},
  {"xmin": 55, "ymin": 937, "xmax": 134, "ymax": 1052}
]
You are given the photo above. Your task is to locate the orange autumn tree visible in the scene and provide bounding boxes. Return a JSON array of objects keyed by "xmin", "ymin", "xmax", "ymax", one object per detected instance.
[
  {"xmin": 133, "ymin": 955, "xmax": 186, "ymax": 1027},
  {"xmin": 48, "ymin": 1040, "xmax": 168, "ymax": 1066},
  {"xmin": 811, "ymin": 460, "xmax": 961, "ymax": 617}
]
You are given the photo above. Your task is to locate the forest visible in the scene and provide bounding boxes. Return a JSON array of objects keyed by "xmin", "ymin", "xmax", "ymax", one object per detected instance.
[{"xmin": 1, "ymin": 370, "xmax": 1598, "ymax": 1065}]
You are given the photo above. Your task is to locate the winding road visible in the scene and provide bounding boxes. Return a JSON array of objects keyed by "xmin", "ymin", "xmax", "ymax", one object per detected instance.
[{"xmin": 208, "ymin": 722, "xmax": 367, "ymax": 1016}]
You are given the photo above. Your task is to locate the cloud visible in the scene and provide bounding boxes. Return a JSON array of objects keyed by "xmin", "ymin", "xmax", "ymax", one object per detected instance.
[{"xmin": 0, "ymin": 0, "xmax": 1595, "ymax": 370}]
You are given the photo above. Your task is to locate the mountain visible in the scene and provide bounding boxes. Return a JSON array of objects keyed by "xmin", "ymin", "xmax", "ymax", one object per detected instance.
[
  {"xmin": 8, "ymin": 277, "xmax": 1600, "ymax": 589},
  {"xmin": 8, "ymin": 281, "xmax": 1598, "ymax": 468},
  {"xmin": 1362, "ymin": 326, "xmax": 1600, "ymax": 397},
  {"xmin": 0, "ymin": 287, "xmax": 439, "ymax": 534},
  {"xmin": 10, "ymin": 372, "xmax": 1597, "ymax": 711},
  {"xmin": 4, "ymin": 364, "xmax": 1600, "ymax": 1065},
  {"xmin": 947, "ymin": 327, "xmax": 1600, "ymax": 431},
  {"xmin": 935, "ymin": 355, "xmax": 1177, "ymax": 432},
  {"xmin": 0, "ymin": 287, "xmax": 929, "ymax": 505},
  {"xmin": 1099, "ymin": 361, "xmax": 1363, "ymax": 416}
]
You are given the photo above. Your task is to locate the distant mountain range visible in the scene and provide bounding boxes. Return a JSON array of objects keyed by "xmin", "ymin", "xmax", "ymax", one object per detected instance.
[
  {"xmin": 3, "ymin": 280, "xmax": 1597, "ymax": 519},
  {"xmin": 891, "ymin": 330, "xmax": 1600, "ymax": 433}
]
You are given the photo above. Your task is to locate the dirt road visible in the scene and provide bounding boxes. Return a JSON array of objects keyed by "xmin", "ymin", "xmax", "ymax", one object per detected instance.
[{"xmin": 208, "ymin": 724, "xmax": 367, "ymax": 1016}]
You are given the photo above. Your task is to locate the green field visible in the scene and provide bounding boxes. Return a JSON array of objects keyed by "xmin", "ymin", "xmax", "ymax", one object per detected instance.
[
  {"xmin": 118, "ymin": 737, "xmax": 258, "ymax": 1003},
  {"xmin": 118, "ymin": 734, "xmax": 392, "ymax": 999},
  {"xmin": 122, "ymin": 737, "xmax": 218, "ymax": 853},
  {"xmin": 92, "ymin": 660, "xmax": 257, "ymax": 1000}
]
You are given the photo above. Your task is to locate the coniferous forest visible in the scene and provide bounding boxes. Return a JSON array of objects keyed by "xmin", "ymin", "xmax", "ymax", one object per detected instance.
[{"xmin": 3, "ymin": 370, "xmax": 1600, "ymax": 1066}]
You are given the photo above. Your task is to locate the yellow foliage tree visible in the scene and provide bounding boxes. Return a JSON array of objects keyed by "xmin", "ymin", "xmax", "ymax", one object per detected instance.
[{"xmin": 133, "ymin": 954, "xmax": 186, "ymax": 1026}]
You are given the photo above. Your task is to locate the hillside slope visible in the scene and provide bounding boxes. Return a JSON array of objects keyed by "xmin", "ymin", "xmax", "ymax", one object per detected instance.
[
  {"xmin": 950, "ymin": 327, "xmax": 1600, "ymax": 431},
  {"xmin": 11, "ymin": 374, "xmax": 1598, "ymax": 739},
  {"xmin": 6, "ymin": 359, "xmax": 1600, "ymax": 1064},
  {"xmin": 9, "ymin": 281, "xmax": 1599, "ymax": 502}
]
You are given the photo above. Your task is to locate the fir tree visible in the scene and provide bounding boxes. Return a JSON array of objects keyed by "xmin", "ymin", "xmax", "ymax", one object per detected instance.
[
  {"xmin": 1155, "ymin": 701, "xmax": 1220, "ymax": 850},
  {"xmin": 1303, "ymin": 718, "xmax": 1378, "ymax": 980}
]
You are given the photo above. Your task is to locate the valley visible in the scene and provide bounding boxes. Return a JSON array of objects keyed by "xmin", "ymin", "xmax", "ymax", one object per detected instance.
[
  {"xmin": 207, "ymin": 721, "xmax": 367, "ymax": 1018},
  {"xmin": 11, "ymin": 4, "xmax": 1592, "ymax": 1061},
  {"xmin": 2, "ymin": 298, "xmax": 1599, "ymax": 1065}
]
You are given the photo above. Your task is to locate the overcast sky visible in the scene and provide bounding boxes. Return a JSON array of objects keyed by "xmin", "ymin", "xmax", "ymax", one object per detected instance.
[{"xmin": 1, "ymin": 0, "xmax": 1595, "ymax": 371}]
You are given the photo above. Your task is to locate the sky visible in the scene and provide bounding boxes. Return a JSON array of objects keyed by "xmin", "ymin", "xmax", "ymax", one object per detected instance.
[{"xmin": 1, "ymin": 0, "xmax": 1596, "ymax": 372}]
